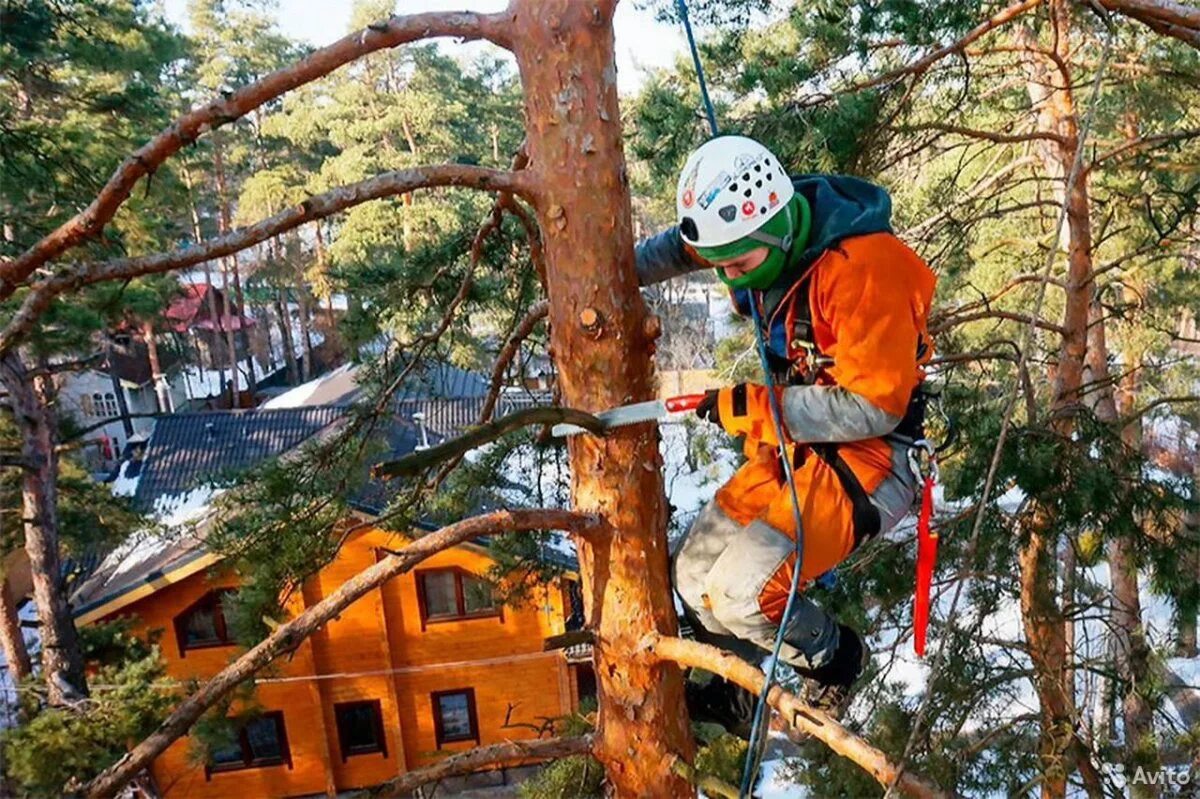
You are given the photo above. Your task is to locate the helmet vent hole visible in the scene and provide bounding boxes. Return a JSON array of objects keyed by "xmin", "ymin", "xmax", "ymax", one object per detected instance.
[
  {"xmin": 680, "ymin": 217, "xmax": 699, "ymax": 242},
  {"xmin": 754, "ymin": 164, "xmax": 761, "ymax": 172},
  {"xmin": 743, "ymin": 189, "xmax": 752, "ymax": 198},
  {"xmin": 766, "ymin": 173, "xmax": 773, "ymax": 180},
  {"xmin": 755, "ymin": 180, "xmax": 762, "ymax": 188},
  {"xmin": 729, "ymin": 183, "xmax": 738, "ymax": 192},
  {"xmin": 742, "ymin": 172, "xmax": 750, "ymax": 180},
  {"xmin": 760, "ymin": 207, "xmax": 767, "ymax": 214}
]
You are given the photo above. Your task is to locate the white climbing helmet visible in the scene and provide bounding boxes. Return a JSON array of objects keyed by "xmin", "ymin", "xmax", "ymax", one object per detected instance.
[{"xmin": 675, "ymin": 135, "xmax": 795, "ymax": 248}]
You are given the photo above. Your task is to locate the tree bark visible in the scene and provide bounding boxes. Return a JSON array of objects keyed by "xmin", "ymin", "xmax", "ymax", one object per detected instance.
[
  {"xmin": 294, "ymin": 270, "xmax": 314, "ymax": 382},
  {"xmin": 0, "ymin": 352, "xmax": 87, "ymax": 705},
  {"xmin": 0, "ymin": 572, "xmax": 32, "ymax": 682},
  {"xmin": 510, "ymin": 2, "xmax": 694, "ymax": 794},
  {"xmin": 81, "ymin": 509, "xmax": 597, "ymax": 799}
]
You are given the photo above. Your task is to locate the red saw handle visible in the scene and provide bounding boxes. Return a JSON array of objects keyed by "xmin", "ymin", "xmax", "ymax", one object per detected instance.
[{"xmin": 665, "ymin": 394, "xmax": 707, "ymax": 413}]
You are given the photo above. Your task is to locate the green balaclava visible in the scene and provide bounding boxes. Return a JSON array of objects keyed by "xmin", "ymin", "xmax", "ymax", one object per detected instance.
[{"xmin": 695, "ymin": 194, "xmax": 812, "ymax": 290}]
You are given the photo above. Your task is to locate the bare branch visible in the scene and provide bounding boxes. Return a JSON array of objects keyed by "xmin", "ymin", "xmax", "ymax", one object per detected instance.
[
  {"xmin": 478, "ymin": 300, "xmax": 549, "ymax": 424},
  {"xmin": 365, "ymin": 735, "xmax": 593, "ymax": 798},
  {"xmin": 1093, "ymin": 0, "xmax": 1200, "ymax": 49},
  {"xmin": 930, "ymin": 309, "xmax": 1068, "ymax": 337},
  {"xmin": 0, "ymin": 10, "xmax": 513, "ymax": 290},
  {"xmin": 897, "ymin": 122, "xmax": 1071, "ymax": 146},
  {"xmin": 0, "ymin": 165, "xmax": 530, "ymax": 357},
  {"xmin": 1090, "ymin": 128, "xmax": 1200, "ymax": 170},
  {"xmin": 644, "ymin": 635, "xmax": 948, "ymax": 799},
  {"xmin": 371, "ymin": 406, "xmax": 605, "ymax": 479},
  {"xmin": 840, "ymin": 0, "xmax": 1045, "ymax": 94},
  {"xmin": 82, "ymin": 509, "xmax": 601, "ymax": 799}
]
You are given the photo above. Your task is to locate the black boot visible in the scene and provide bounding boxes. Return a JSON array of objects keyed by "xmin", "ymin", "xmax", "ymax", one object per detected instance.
[
  {"xmin": 796, "ymin": 624, "xmax": 868, "ymax": 720},
  {"xmin": 684, "ymin": 672, "xmax": 758, "ymax": 739}
]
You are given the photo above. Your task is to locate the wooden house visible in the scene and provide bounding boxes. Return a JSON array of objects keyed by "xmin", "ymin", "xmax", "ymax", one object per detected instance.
[{"xmin": 72, "ymin": 386, "xmax": 589, "ymax": 798}]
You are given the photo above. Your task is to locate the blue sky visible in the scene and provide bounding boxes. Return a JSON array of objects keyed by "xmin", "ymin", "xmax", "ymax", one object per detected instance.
[{"xmin": 161, "ymin": 0, "xmax": 687, "ymax": 95}]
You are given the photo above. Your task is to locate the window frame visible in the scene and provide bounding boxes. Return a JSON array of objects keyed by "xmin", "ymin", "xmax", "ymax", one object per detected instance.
[
  {"xmin": 333, "ymin": 699, "xmax": 388, "ymax": 761},
  {"xmin": 431, "ymin": 688, "xmax": 479, "ymax": 747},
  {"xmin": 204, "ymin": 711, "xmax": 292, "ymax": 778},
  {"xmin": 173, "ymin": 589, "xmax": 234, "ymax": 657},
  {"xmin": 414, "ymin": 567, "xmax": 502, "ymax": 630}
]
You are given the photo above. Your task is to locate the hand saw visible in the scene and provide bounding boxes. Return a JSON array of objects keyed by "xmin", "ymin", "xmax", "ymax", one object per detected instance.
[{"xmin": 551, "ymin": 393, "xmax": 707, "ymax": 438}]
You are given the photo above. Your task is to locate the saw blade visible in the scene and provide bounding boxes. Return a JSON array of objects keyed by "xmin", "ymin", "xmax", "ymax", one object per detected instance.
[{"xmin": 551, "ymin": 399, "xmax": 668, "ymax": 438}]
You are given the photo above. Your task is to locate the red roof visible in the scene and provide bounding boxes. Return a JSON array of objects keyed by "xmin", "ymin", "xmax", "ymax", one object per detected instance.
[{"xmin": 165, "ymin": 284, "xmax": 254, "ymax": 333}]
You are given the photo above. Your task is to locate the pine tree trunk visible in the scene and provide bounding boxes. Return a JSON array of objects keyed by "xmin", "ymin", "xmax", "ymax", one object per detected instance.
[
  {"xmin": 276, "ymin": 292, "xmax": 299, "ymax": 385},
  {"xmin": 1093, "ymin": 295, "xmax": 1159, "ymax": 786},
  {"xmin": 143, "ymin": 321, "xmax": 171, "ymax": 413},
  {"xmin": 0, "ymin": 572, "xmax": 31, "ymax": 682},
  {"xmin": 510, "ymin": 2, "xmax": 693, "ymax": 794},
  {"xmin": 212, "ymin": 139, "xmax": 242, "ymax": 407},
  {"xmin": 312, "ymin": 221, "xmax": 341, "ymax": 352},
  {"xmin": 294, "ymin": 273, "xmax": 314, "ymax": 381},
  {"xmin": 0, "ymin": 352, "xmax": 87, "ymax": 705},
  {"xmin": 1016, "ymin": 6, "xmax": 1091, "ymax": 793}
]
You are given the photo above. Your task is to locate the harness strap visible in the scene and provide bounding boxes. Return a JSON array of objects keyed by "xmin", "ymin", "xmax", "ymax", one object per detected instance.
[{"xmin": 810, "ymin": 443, "xmax": 881, "ymax": 548}]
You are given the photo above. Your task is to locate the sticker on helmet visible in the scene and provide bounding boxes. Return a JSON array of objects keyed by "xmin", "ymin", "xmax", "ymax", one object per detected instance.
[
  {"xmin": 697, "ymin": 171, "xmax": 731, "ymax": 210},
  {"xmin": 741, "ymin": 200, "xmax": 756, "ymax": 217},
  {"xmin": 680, "ymin": 159, "xmax": 700, "ymax": 206},
  {"xmin": 734, "ymin": 152, "xmax": 759, "ymax": 171},
  {"xmin": 768, "ymin": 191, "xmax": 779, "ymax": 208},
  {"xmin": 718, "ymin": 205, "xmax": 737, "ymax": 222}
]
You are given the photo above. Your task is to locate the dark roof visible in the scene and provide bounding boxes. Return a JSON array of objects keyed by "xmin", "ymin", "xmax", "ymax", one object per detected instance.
[{"xmin": 132, "ymin": 407, "xmax": 346, "ymax": 512}]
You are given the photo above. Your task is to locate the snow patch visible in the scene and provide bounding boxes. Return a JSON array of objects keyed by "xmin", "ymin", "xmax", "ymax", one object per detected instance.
[{"xmin": 110, "ymin": 460, "xmax": 141, "ymax": 498}]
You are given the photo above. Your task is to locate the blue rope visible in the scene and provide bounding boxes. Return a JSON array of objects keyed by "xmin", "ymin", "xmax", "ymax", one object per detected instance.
[
  {"xmin": 672, "ymin": 3, "xmax": 809, "ymax": 795},
  {"xmin": 738, "ymin": 300, "xmax": 808, "ymax": 797},
  {"xmin": 676, "ymin": 0, "xmax": 719, "ymax": 136}
]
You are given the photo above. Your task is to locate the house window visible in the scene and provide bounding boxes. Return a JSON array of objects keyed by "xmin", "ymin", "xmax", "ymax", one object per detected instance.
[
  {"xmin": 415, "ymin": 568, "xmax": 499, "ymax": 627},
  {"xmin": 173, "ymin": 590, "xmax": 234, "ymax": 656},
  {"xmin": 432, "ymin": 689, "xmax": 478, "ymax": 747},
  {"xmin": 334, "ymin": 700, "xmax": 387, "ymax": 760},
  {"xmin": 205, "ymin": 711, "xmax": 292, "ymax": 776},
  {"xmin": 91, "ymin": 392, "xmax": 119, "ymax": 418}
]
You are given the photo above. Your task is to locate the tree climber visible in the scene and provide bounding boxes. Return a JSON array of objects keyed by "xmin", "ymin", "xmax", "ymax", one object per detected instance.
[{"xmin": 634, "ymin": 135, "xmax": 937, "ymax": 730}]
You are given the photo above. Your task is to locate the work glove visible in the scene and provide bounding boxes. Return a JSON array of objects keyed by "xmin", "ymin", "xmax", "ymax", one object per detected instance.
[{"xmin": 695, "ymin": 383, "xmax": 785, "ymax": 446}]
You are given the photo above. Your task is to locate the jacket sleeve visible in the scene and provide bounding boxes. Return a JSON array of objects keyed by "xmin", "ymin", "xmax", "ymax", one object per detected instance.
[
  {"xmin": 781, "ymin": 242, "xmax": 922, "ymax": 443},
  {"xmin": 634, "ymin": 227, "xmax": 707, "ymax": 286}
]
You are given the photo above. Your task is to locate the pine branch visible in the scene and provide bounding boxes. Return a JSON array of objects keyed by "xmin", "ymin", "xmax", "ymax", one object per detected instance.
[
  {"xmin": 81, "ymin": 509, "xmax": 601, "ymax": 799},
  {"xmin": 0, "ymin": 10, "xmax": 514, "ymax": 293},
  {"xmin": 372, "ymin": 406, "xmax": 604, "ymax": 479},
  {"xmin": 0, "ymin": 165, "xmax": 531, "ymax": 357},
  {"xmin": 364, "ymin": 735, "xmax": 594, "ymax": 798},
  {"xmin": 643, "ymin": 635, "xmax": 949, "ymax": 799}
]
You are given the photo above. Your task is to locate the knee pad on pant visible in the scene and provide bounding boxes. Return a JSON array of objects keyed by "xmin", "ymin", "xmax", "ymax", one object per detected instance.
[{"xmin": 671, "ymin": 500, "xmax": 745, "ymax": 616}]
